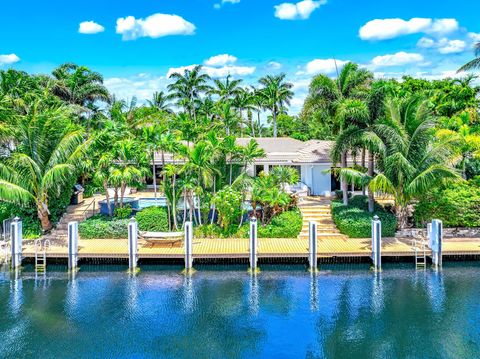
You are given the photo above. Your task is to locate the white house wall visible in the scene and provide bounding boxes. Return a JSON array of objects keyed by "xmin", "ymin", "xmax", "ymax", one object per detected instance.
[{"xmin": 301, "ymin": 164, "xmax": 331, "ymax": 196}]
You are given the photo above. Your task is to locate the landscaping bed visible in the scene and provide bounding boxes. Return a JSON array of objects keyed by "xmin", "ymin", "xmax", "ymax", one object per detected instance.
[{"xmin": 331, "ymin": 196, "xmax": 397, "ymax": 238}]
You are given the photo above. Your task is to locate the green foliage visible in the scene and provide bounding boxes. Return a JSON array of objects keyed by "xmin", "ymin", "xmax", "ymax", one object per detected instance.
[
  {"xmin": 212, "ymin": 186, "xmax": 242, "ymax": 230},
  {"xmin": 414, "ymin": 177, "xmax": 480, "ymax": 227},
  {"xmin": 331, "ymin": 196, "xmax": 397, "ymax": 238},
  {"xmin": 78, "ymin": 215, "xmax": 129, "ymax": 239},
  {"xmin": 0, "ymin": 202, "xmax": 42, "ymax": 239},
  {"xmin": 135, "ymin": 206, "xmax": 169, "ymax": 232},
  {"xmin": 114, "ymin": 205, "xmax": 132, "ymax": 219}
]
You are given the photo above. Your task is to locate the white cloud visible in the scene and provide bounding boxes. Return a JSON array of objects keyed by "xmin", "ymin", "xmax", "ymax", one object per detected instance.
[
  {"xmin": 105, "ymin": 73, "xmax": 168, "ymax": 102},
  {"xmin": 301, "ymin": 58, "xmax": 349, "ymax": 75},
  {"xmin": 78, "ymin": 21, "xmax": 105, "ymax": 34},
  {"xmin": 468, "ymin": 32, "xmax": 480, "ymax": 42},
  {"xmin": 274, "ymin": 0, "xmax": 326, "ymax": 20},
  {"xmin": 167, "ymin": 64, "xmax": 255, "ymax": 78},
  {"xmin": 214, "ymin": 0, "xmax": 240, "ymax": 9},
  {"xmin": 359, "ymin": 18, "xmax": 459, "ymax": 41},
  {"xmin": 417, "ymin": 37, "xmax": 467, "ymax": 54},
  {"xmin": 0, "ymin": 54, "xmax": 20, "ymax": 66},
  {"xmin": 204, "ymin": 54, "xmax": 237, "ymax": 66},
  {"xmin": 116, "ymin": 13, "xmax": 196, "ymax": 40},
  {"xmin": 371, "ymin": 52, "xmax": 424, "ymax": 67},
  {"xmin": 267, "ymin": 61, "xmax": 282, "ymax": 70}
]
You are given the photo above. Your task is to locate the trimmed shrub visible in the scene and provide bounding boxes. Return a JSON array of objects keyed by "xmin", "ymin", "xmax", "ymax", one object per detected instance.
[
  {"xmin": 331, "ymin": 196, "xmax": 397, "ymax": 238},
  {"xmin": 414, "ymin": 177, "xmax": 480, "ymax": 227},
  {"xmin": 79, "ymin": 215, "xmax": 129, "ymax": 239},
  {"xmin": 136, "ymin": 207, "xmax": 169, "ymax": 232},
  {"xmin": 240, "ymin": 209, "xmax": 303, "ymax": 238},
  {"xmin": 114, "ymin": 205, "xmax": 132, "ymax": 219}
]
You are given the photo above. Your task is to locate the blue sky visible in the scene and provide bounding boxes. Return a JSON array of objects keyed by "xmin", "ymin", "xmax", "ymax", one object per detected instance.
[{"xmin": 1, "ymin": 0, "xmax": 479, "ymax": 113}]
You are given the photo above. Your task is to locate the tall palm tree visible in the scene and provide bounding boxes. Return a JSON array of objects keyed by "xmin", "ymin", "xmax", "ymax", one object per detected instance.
[
  {"xmin": 369, "ymin": 96, "xmax": 461, "ymax": 228},
  {"xmin": 0, "ymin": 100, "xmax": 88, "ymax": 230},
  {"xmin": 458, "ymin": 42, "xmax": 480, "ymax": 72},
  {"xmin": 305, "ymin": 62, "xmax": 373, "ymax": 204},
  {"xmin": 210, "ymin": 75, "xmax": 242, "ymax": 101},
  {"xmin": 167, "ymin": 65, "xmax": 211, "ymax": 121},
  {"xmin": 217, "ymin": 102, "xmax": 240, "ymax": 135},
  {"xmin": 52, "ymin": 63, "xmax": 110, "ymax": 107},
  {"xmin": 147, "ymin": 91, "xmax": 172, "ymax": 113},
  {"xmin": 142, "ymin": 125, "xmax": 162, "ymax": 201},
  {"xmin": 257, "ymin": 74, "xmax": 293, "ymax": 137}
]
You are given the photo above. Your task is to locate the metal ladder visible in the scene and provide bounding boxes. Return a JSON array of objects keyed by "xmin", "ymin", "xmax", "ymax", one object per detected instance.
[
  {"xmin": 414, "ymin": 237, "xmax": 427, "ymax": 269},
  {"xmin": 34, "ymin": 239, "xmax": 50, "ymax": 272}
]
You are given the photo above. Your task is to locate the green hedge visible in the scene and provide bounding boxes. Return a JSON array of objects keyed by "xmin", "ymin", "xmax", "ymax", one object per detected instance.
[
  {"xmin": 331, "ymin": 196, "xmax": 397, "ymax": 238},
  {"xmin": 136, "ymin": 207, "xmax": 169, "ymax": 232},
  {"xmin": 79, "ymin": 215, "xmax": 129, "ymax": 239},
  {"xmin": 414, "ymin": 177, "xmax": 480, "ymax": 227}
]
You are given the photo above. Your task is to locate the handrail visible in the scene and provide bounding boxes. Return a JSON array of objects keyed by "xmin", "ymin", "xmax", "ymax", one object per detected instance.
[{"xmin": 82, "ymin": 198, "xmax": 97, "ymax": 220}]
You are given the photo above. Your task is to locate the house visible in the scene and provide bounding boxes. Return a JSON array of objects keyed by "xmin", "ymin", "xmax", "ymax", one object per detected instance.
[
  {"xmin": 152, "ymin": 137, "xmax": 342, "ymax": 197},
  {"xmin": 236, "ymin": 138, "xmax": 340, "ymax": 196}
]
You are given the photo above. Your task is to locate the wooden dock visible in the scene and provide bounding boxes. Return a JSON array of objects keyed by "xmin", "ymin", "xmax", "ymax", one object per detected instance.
[{"xmin": 20, "ymin": 236, "xmax": 480, "ymax": 262}]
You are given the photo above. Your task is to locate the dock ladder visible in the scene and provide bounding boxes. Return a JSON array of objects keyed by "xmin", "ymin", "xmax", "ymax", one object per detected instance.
[
  {"xmin": 34, "ymin": 239, "xmax": 51, "ymax": 272},
  {"xmin": 414, "ymin": 237, "xmax": 427, "ymax": 269}
]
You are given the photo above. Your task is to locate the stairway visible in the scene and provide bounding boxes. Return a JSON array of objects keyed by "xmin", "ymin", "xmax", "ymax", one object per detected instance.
[
  {"xmin": 43, "ymin": 196, "xmax": 100, "ymax": 244},
  {"xmin": 298, "ymin": 197, "xmax": 346, "ymax": 240}
]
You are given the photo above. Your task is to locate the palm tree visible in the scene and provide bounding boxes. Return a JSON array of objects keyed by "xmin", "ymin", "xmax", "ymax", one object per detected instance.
[
  {"xmin": 369, "ymin": 96, "xmax": 461, "ymax": 228},
  {"xmin": 142, "ymin": 125, "xmax": 163, "ymax": 201},
  {"xmin": 305, "ymin": 62, "xmax": 373, "ymax": 205},
  {"xmin": 458, "ymin": 42, "xmax": 480, "ymax": 72},
  {"xmin": 210, "ymin": 75, "xmax": 242, "ymax": 101},
  {"xmin": 52, "ymin": 63, "xmax": 110, "ymax": 107},
  {"xmin": 0, "ymin": 100, "xmax": 88, "ymax": 231},
  {"xmin": 257, "ymin": 74, "xmax": 293, "ymax": 137},
  {"xmin": 217, "ymin": 102, "xmax": 240, "ymax": 135},
  {"xmin": 167, "ymin": 65, "xmax": 211, "ymax": 121},
  {"xmin": 147, "ymin": 91, "xmax": 172, "ymax": 113}
]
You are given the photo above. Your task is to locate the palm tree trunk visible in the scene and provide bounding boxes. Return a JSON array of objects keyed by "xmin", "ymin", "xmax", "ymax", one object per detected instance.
[
  {"xmin": 210, "ymin": 177, "xmax": 216, "ymax": 225},
  {"xmin": 153, "ymin": 152, "xmax": 158, "ymax": 201},
  {"xmin": 37, "ymin": 203, "xmax": 52, "ymax": 231},
  {"xmin": 368, "ymin": 151, "xmax": 374, "ymax": 213},
  {"xmin": 172, "ymin": 176, "xmax": 178, "ymax": 230},
  {"xmin": 361, "ymin": 148, "xmax": 366, "ymax": 195},
  {"xmin": 272, "ymin": 108, "xmax": 277, "ymax": 138},
  {"xmin": 120, "ymin": 183, "xmax": 127, "ymax": 208},
  {"xmin": 197, "ymin": 194, "xmax": 202, "ymax": 226},
  {"xmin": 103, "ymin": 180, "xmax": 112, "ymax": 216},
  {"xmin": 341, "ymin": 151, "xmax": 348, "ymax": 206}
]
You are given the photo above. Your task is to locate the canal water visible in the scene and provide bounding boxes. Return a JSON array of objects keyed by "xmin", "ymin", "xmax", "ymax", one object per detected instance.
[{"xmin": 1, "ymin": 263, "xmax": 479, "ymax": 358}]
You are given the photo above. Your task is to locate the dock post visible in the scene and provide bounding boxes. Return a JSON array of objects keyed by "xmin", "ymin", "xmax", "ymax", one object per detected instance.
[
  {"xmin": 308, "ymin": 221, "xmax": 318, "ymax": 271},
  {"xmin": 249, "ymin": 218, "xmax": 258, "ymax": 272},
  {"xmin": 431, "ymin": 219, "xmax": 443, "ymax": 268},
  {"xmin": 68, "ymin": 221, "xmax": 79, "ymax": 271},
  {"xmin": 10, "ymin": 217, "xmax": 22, "ymax": 270},
  {"xmin": 128, "ymin": 218, "xmax": 138, "ymax": 271},
  {"xmin": 184, "ymin": 221, "xmax": 193, "ymax": 271},
  {"xmin": 371, "ymin": 215, "xmax": 381, "ymax": 271}
]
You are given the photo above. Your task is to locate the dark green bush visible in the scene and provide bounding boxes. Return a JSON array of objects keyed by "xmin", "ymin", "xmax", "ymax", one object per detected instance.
[
  {"xmin": 136, "ymin": 207, "xmax": 169, "ymax": 232},
  {"xmin": 240, "ymin": 209, "xmax": 303, "ymax": 238},
  {"xmin": 114, "ymin": 205, "xmax": 132, "ymax": 219},
  {"xmin": 334, "ymin": 190, "xmax": 352, "ymax": 200},
  {"xmin": 331, "ymin": 196, "xmax": 397, "ymax": 238},
  {"xmin": 414, "ymin": 177, "xmax": 480, "ymax": 227},
  {"xmin": 79, "ymin": 215, "xmax": 129, "ymax": 239},
  {"xmin": 0, "ymin": 202, "xmax": 42, "ymax": 239}
]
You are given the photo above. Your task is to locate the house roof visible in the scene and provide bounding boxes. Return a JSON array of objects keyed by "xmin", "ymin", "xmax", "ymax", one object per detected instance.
[
  {"xmin": 235, "ymin": 137, "xmax": 335, "ymax": 164},
  {"xmin": 153, "ymin": 137, "xmax": 336, "ymax": 165}
]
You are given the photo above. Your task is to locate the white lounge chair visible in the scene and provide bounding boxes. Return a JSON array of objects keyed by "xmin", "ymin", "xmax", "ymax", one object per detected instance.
[{"xmin": 139, "ymin": 231, "xmax": 184, "ymax": 247}]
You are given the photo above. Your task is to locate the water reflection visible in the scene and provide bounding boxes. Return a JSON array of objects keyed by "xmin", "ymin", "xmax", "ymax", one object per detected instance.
[{"xmin": 310, "ymin": 271, "xmax": 318, "ymax": 311}]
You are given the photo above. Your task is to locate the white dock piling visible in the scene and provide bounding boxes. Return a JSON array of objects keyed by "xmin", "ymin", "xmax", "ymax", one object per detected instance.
[
  {"xmin": 371, "ymin": 215, "xmax": 382, "ymax": 271},
  {"xmin": 249, "ymin": 218, "xmax": 258, "ymax": 271},
  {"xmin": 430, "ymin": 219, "xmax": 443, "ymax": 268},
  {"xmin": 308, "ymin": 221, "xmax": 318, "ymax": 271},
  {"xmin": 184, "ymin": 221, "xmax": 193, "ymax": 271},
  {"xmin": 128, "ymin": 218, "xmax": 138, "ymax": 270},
  {"xmin": 68, "ymin": 221, "xmax": 79, "ymax": 271},
  {"xmin": 10, "ymin": 217, "xmax": 22, "ymax": 269}
]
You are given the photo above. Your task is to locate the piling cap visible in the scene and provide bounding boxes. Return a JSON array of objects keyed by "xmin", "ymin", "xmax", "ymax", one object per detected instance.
[
  {"xmin": 250, "ymin": 217, "xmax": 257, "ymax": 223},
  {"xmin": 373, "ymin": 215, "xmax": 380, "ymax": 221},
  {"xmin": 129, "ymin": 217, "xmax": 137, "ymax": 222},
  {"xmin": 13, "ymin": 216, "xmax": 20, "ymax": 222}
]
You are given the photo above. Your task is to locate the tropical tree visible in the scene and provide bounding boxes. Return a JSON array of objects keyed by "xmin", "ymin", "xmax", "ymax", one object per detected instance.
[
  {"xmin": 257, "ymin": 74, "xmax": 293, "ymax": 137},
  {"xmin": 167, "ymin": 65, "xmax": 211, "ymax": 120},
  {"xmin": 147, "ymin": 91, "xmax": 172, "ymax": 113},
  {"xmin": 0, "ymin": 101, "xmax": 88, "ymax": 230},
  {"xmin": 210, "ymin": 75, "xmax": 242, "ymax": 101},
  {"xmin": 51, "ymin": 63, "xmax": 110, "ymax": 108},
  {"xmin": 458, "ymin": 42, "xmax": 480, "ymax": 72},
  {"xmin": 369, "ymin": 96, "xmax": 461, "ymax": 228}
]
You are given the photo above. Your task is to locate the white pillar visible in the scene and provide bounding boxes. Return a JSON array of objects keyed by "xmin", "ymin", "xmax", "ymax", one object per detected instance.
[
  {"xmin": 184, "ymin": 221, "xmax": 193, "ymax": 270},
  {"xmin": 308, "ymin": 221, "xmax": 318, "ymax": 271},
  {"xmin": 10, "ymin": 217, "xmax": 22, "ymax": 269},
  {"xmin": 68, "ymin": 221, "xmax": 79, "ymax": 271},
  {"xmin": 128, "ymin": 218, "xmax": 138, "ymax": 270},
  {"xmin": 431, "ymin": 219, "xmax": 443, "ymax": 268},
  {"xmin": 263, "ymin": 164, "xmax": 269, "ymax": 175},
  {"xmin": 249, "ymin": 218, "xmax": 258, "ymax": 271},
  {"xmin": 371, "ymin": 215, "xmax": 381, "ymax": 271}
]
